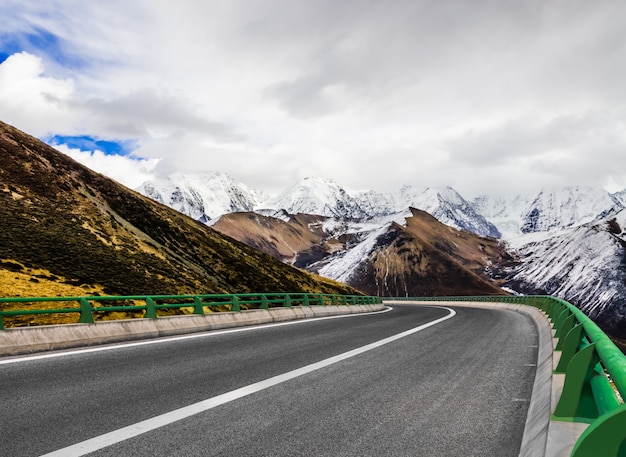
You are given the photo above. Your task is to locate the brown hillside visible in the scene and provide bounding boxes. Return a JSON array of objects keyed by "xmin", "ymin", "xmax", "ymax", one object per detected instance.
[
  {"xmin": 213, "ymin": 212, "xmax": 345, "ymax": 266},
  {"xmin": 0, "ymin": 120, "xmax": 359, "ymax": 299},
  {"xmin": 348, "ymin": 208, "xmax": 510, "ymax": 296}
]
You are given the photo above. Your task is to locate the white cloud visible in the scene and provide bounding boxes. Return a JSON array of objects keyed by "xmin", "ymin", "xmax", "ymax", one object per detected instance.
[
  {"xmin": 54, "ymin": 144, "xmax": 159, "ymax": 189},
  {"xmin": 0, "ymin": 0, "xmax": 625, "ymax": 197},
  {"xmin": 0, "ymin": 52, "xmax": 77, "ymax": 136}
]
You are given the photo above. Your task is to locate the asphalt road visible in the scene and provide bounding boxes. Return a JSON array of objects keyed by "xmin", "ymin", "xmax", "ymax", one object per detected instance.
[{"xmin": 0, "ymin": 304, "xmax": 538, "ymax": 457}]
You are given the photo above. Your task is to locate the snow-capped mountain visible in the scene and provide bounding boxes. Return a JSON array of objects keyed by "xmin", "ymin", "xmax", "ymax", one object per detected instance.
[
  {"xmin": 355, "ymin": 185, "xmax": 499, "ymax": 237},
  {"xmin": 136, "ymin": 171, "xmax": 267, "ymax": 222},
  {"xmin": 138, "ymin": 172, "xmax": 498, "ymax": 237},
  {"xmin": 614, "ymin": 189, "xmax": 626, "ymax": 206},
  {"xmin": 473, "ymin": 186, "xmax": 623, "ymax": 239},
  {"xmin": 415, "ymin": 186, "xmax": 500, "ymax": 238},
  {"xmin": 505, "ymin": 209, "xmax": 626, "ymax": 336},
  {"xmin": 259, "ymin": 177, "xmax": 368, "ymax": 219},
  {"xmin": 136, "ymin": 170, "xmax": 626, "ymax": 337},
  {"xmin": 261, "ymin": 178, "xmax": 499, "ymax": 237},
  {"xmin": 315, "ymin": 208, "xmax": 508, "ymax": 297}
]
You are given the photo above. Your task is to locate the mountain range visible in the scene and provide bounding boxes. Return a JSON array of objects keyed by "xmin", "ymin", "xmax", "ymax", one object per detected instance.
[
  {"xmin": 2, "ymin": 118, "xmax": 623, "ymax": 338},
  {"xmin": 138, "ymin": 172, "xmax": 626, "ymax": 339}
]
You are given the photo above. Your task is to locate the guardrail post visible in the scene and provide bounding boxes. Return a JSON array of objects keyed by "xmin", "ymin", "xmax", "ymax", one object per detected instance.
[
  {"xmin": 331, "ymin": 295, "xmax": 337, "ymax": 306},
  {"xmin": 555, "ymin": 323, "xmax": 585, "ymax": 373},
  {"xmin": 231, "ymin": 295, "xmax": 240, "ymax": 312},
  {"xmin": 555, "ymin": 314, "xmax": 577, "ymax": 350},
  {"xmin": 78, "ymin": 298, "xmax": 94, "ymax": 324},
  {"xmin": 0, "ymin": 313, "xmax": 5, "ymax": 330},
  {"xmin": 193, "ymin": 296, "xmax": 205, "ymax": 315},
  {"xmin": 571, "ymin": 404, "xmax": 626, "ymax": 457},
  {"xmin": 318, "ymin": 294, "xmax": 324, "ymax": 306},
  {"xmin": 553, "ymin": 343, "xmax": 600, "ymax": 422},
  {"xmin": 144, "ymin": 297, "xmax": 157, "ymax": 319},
  {"xmin": 283, "ymin": 294, "xmax": 291, "ymax": 308},
  {"xmin": 302, "ymin": 295, "xmax": 309, "ymax": 306},
  {"xmin": 547, "ymin": 299, "xmax": 562, "ymax": 321},
  {"xmin": 554, "ymin": 309, "xmax": 572, "ymax": 337},
  {"xmin": 260, "ymin": 295, "xmax": 269, "ymax": 310}
]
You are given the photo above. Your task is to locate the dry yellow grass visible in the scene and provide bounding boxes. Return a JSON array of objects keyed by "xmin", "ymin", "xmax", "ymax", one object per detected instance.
[
  {"xmin": 0, "ymin": 262, "xmax": 106, "ymax": 327},
  {"xmin": 0, "ymin": 263, "xmax": 105, "ymax": 298}
]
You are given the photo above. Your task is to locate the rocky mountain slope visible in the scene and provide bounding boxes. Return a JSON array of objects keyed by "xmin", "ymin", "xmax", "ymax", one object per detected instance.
[
  {"xmin": 0, "ymin": 120, "xmax": 358, "ymax": 303},
  {"xmin": 212, "ymin": 212, "xmax": 338, "ymax": 265},
  {"xmin": 503, "ymin": 210, "xmax": 626, "ymax": 337},
  {"xmin": 320, "ymin": 209, "xmax": 510, "ymax": 297},
  {"xmin": 215, "ymin": 208, "xmax": 509, "ymax": 297},
  {"xmin": 472, "ymin": 187, "xmax": 623, "ymax": 239}
]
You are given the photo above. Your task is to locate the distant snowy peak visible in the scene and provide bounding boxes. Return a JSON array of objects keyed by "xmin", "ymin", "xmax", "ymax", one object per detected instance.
[
  {"xmin": 411, "ymin": 186, "xmax": 500, "ymax": 238},
  {"xmin": 521, "ymin": 186, "xmax": 620, "ymax": 232},
  {"xmin": 355, "ymin": 185, "xmax": 500, "ymax": 237},
  {"xmin": 354, "ymin": 189, "xmax": 399, "ymax": 217},
  {"xmin": 259, "ymin": 177, "xmax": 368, "ymax": 219},
  {"xmin": 507, "ymin": 208, "xmax": 626, "ymax": 334},
  {"xmin": 613, "ymin": 189, "xmax": 626, "ymax": 206},
  {"xmin": 473, "ymin": 186, "xmax": 623, "ymax": 239},
  {"xmin": 136, "ymin": 171, "xmax": 267, "ymax": 222}
]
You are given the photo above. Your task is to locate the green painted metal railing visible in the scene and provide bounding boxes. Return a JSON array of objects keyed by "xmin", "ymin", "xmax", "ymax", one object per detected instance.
[
  {"xmin": 0, "ymin": 293, "xmax": 382, "ymax": 330},
  {"xmin": 387, "ymin": 295, "xmax": 626, "ymax": 457}
]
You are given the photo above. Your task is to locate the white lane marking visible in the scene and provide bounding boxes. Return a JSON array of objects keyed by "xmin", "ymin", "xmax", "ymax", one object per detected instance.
[
  {"xmin": 40, "ymin": 307, "xmax": 456, "ymax": 457},
  {"xmin": 0, "ymin": 306, "xmax": 393, "ymax": 365}
]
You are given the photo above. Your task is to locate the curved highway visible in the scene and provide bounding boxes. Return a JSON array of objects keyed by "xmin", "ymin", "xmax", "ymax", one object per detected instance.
[{"xmin": 0, "ymin": 304, "xmax": 538, "ymax": 456}]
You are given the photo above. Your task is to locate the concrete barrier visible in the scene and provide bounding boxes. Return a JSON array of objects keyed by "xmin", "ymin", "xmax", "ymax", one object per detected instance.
[{"xmin": 0, "ymin": 304, "xmax": 386, "ymax": 357}]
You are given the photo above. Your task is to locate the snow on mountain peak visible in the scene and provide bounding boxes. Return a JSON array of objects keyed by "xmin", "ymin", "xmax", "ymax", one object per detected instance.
[
  {"xmin": 257, "ymin": 178, "xmax": 498, "ymax": 237},
  {"xmin": 473, "ymin": 186, "xmax": 622, "ymax": 239},
  {"xmin": 506, "ymin": 208, "xmax": 626, "ymax": 334},
  {"xmin": 258, "ymin": 176, "xmax": 367, "ymax": 219},
  {"xmin": 136, "ymin": 171, "xmax": 267, "ymax": 222},
  {"xmin": 613, "ymin": 189, "xmax": 626, "ymax": 206},
  {"xmin": 353, "ymin": 185, "xmax": 499, "ymax": 237}
]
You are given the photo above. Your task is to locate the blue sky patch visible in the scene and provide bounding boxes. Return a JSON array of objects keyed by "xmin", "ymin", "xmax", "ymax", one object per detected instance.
[
  {"xmin": 46, "ymin": 135, "xmax": 137, "ymax": 156},
  {"xmin": 0, "ymin": 28, "xmax": 85, "ymax": 69},
  {"xmin": 0, "ymin": 34, "xmax": 23, "ymax": 64}
]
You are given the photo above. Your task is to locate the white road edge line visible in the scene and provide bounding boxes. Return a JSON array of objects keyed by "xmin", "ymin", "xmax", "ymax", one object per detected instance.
[
  {"xmin": 0, "ymin": 306, "xmax": 394, "ymax": 365},
  {"xmin": 40, "ymin": 306, "xmax": 456, "ymax": 457}
]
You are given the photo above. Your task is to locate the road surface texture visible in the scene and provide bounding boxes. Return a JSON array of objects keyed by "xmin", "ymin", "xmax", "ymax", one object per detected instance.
[{"xmin": 1, "ymin": 304, "xmax": 537, "ymax": 456}]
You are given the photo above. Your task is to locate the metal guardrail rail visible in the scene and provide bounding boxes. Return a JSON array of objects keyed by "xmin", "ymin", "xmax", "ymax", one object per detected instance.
[
  {"xmin": 0, "ymin": 293, "xmax": 382, "ymax": 330},
  {"xmin": 387, "ymin": 295, "xmax": 626, "ymax": 457}
]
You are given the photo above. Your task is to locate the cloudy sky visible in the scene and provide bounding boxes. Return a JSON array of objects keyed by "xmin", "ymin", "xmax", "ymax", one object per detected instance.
[{"xmin": 1, "ymin": 0, "xmax": 625, "ymax": 198}]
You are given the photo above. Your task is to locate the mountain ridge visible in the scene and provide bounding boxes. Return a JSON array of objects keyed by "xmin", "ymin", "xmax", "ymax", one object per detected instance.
[{"xmin": 48, "ymin": 140, "xmax": 626, "ymax": 338}]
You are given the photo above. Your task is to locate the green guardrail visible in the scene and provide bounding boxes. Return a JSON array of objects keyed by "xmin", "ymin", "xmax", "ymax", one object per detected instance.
[
  {"xmin": 387, "ymin": 295, "xmax": 626, "ymax": 457},
  {"xmin": 0, "ymin": 293, "xmax": 382, "ymax": 330}
]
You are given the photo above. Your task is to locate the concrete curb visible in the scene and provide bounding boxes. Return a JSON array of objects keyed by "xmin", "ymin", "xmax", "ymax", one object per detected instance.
[
  {"xmin": 384, "ymin": 300, "xmax": 554, "ymax": 457},
  {"xmin": 0, "ymin": 304, "xmax": 385, "ymax": 357}
]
